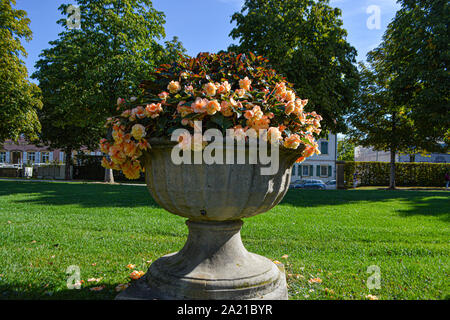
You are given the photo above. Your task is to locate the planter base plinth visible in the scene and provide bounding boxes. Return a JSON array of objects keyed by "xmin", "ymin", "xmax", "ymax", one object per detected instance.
[{"xmin": 116, "ymin": 220, "xmax": 288, "ymax": 300}]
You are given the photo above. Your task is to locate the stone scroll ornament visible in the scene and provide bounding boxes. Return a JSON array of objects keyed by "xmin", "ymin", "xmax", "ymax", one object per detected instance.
[{"xmin": 100, "ymin": 52, "xmax": 322, "ymax": 300}]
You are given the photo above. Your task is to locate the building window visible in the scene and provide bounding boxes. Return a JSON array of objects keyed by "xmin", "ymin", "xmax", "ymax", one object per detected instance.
[
  {"xmin": 302, "ymin": 165, "xmax": 309, "ymax": 176},
  {"xmin": 0, "ymin": 152, "xmax": 6, "ymax": 163},
  {"xmin": 27, "ymin": 152, "xmax": 36, "ymax": 163},
  {"xmin": 320, "ymin": 165, "xmax": 328, "ymax": 177},
  {"xmin": 320, "ymin": 141, "xmax": 329, "ymax": 155},
  {"xmin": 42, "ymin": 152, "xmax": 50, "ymax": 163}
]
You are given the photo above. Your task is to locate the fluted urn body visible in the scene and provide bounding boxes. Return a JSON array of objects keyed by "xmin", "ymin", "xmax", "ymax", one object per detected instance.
[
  {"xmin": 144, "ymin": 139, "xmax": 302, "ymax": 221},
  {"xmin": 116, "ymin": 139, "xmax": 304, "ymax": 300}
]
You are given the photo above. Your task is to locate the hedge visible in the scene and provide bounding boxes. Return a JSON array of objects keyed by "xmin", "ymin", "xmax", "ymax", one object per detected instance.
[{"xmin": 344, "ymin": 161, "xmax": 450, "ymax": 187}]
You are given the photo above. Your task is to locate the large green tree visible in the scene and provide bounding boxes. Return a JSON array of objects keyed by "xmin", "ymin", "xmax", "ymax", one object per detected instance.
[
  {"xmin": 348, "ymin": 58, "xmax": 418, "ymax": 189},
  {"xmin": 229, "ymin": 0, "xmax": 359, "ymax": 134},
  {"xmin": 385, "ymin": 0, "xmax": 449, "ymax": 150},
  {"xmin": 0, "ymin": 0, "xmax": 42, "ymax": 142},
  {"xmin": 33, "ymin": 0, "xmax": 185, "ymax": 180},
  {"xmin": 348, "ymin": 0, "xmax": 448, "ymax": 189},
  {"xmin": 33, "ymin": 32, "xmax": 102, "ymax": 179}
]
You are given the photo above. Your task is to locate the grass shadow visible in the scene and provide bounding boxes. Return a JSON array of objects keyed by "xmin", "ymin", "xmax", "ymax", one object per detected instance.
[
  {"xmin": 0, "ymin": 282, "xmax": 121, "ymax": 300},
  {"xmin": 282, "ymin": 189, "xmax": 450, "ymax": 222},
  {"xmin": 1, "ymin": 181, "xmax": 448, "ymax": 221},
  {"xmin": 0, "ymin": 181, "xmax": 157, "ymax": 209}
]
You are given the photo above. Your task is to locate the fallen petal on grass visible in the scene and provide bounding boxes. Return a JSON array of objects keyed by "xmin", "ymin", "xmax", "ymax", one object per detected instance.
[
  {"xmin": 130, "ymin": 270, "xmax": 145, "ymax": 280},
  {"xmin": 115, "ymin": 283, "xmax": 130, "ymax": 292},
  {"xmin": 308, "ymin": 277, "xmax": 323, "ymax": 284},
  {"xmin": 89, "ymin": 286, "xmax": 105, "ymax": 291},
  {"xmin": 324, "ymin": 288, "xmax": 335, "ymax": 295}
]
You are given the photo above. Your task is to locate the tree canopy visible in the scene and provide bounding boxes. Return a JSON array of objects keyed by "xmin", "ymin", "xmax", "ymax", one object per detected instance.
[
  {"xmin": 347, "ymin": 0, "xmax": 449, "ymax": 188},
  {"xmin": 383, "ymin": 0, "xmax": 449, "ymax": 150},
  {"xmin": 0, "ymin": 0, "xmax": 42, "ymax": 142},
  {"xmin": 32, "ymin": 0, "xmax": 186, "ymax": 179},
  {"xmin": 229, "ymin": 0, "xmax": 360, "ymax": 134}
]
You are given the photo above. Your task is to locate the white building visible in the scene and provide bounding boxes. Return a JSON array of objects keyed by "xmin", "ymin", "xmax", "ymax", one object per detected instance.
[
  {"xmin": 354, "ymin": 147, "xmax": 395, "ymax": 162},
  {"xmin": 355, "ymin": 146, "xmax": 449, "ymax": 163},
  {"xmin": 397, "ymin": 153, "xmax": 449, "ymax": 163},
  {"xmin": 290, "ymin": 133, "xmax": 337, "ymax": 183}
]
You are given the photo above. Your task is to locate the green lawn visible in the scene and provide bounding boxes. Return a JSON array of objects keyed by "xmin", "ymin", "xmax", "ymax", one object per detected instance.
[{"xmin": 0, "ymin": 180, "xmax": 448, "ymax": 300}]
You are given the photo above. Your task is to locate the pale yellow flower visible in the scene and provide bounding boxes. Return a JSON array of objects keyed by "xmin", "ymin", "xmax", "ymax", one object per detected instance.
[
  {"xmin": 283, "ymin": 134, "xmax": 301, "ymax": 150},
  {"xmin": 266, "ymin": 127, "xmax": 283, "ymax": 145},
  {"xmin": 285, "ymin": 101, "xmax": 295, "ymax": 115},
  {"xmin": 206, "ymin": 100, "xmax": 221, "ymax": 115},
  {"xmin": 239, "ymin": 76, "xmax": 252, "ymax": 91},
  {"xmin": 131, "ymin": 124, "xmax": 146, "ymax": 140},
  {"xmin": 204, "ymin": 82, "xmax": 217, "ymax": 96},
  {"xmin": 220, "ymin": 101, "xmax": 233, "ymax": 117},
  {"xmin": 167, "ymin": 80, "xmax": 181, "ymax": 94},
  {"xmin": 145, "ymin": 103, "xmax": 163, "ymax": 119},
  {"xmin": 217, "ymin": 81, "xmax": 231, "ymax": 94},
  {"xmin": 235, "ymin": 89, "xmax": 246, "ymax": 98},
  {"xmin": 284, "ymin": 90, "xmax": 296, "ymax": 102},
  {"xmin": 131, "ymin": 106, "xmax": 146, "ymax": 119},
  {"xmin": 191, "ymin": 97, "xmax": 208, "ymax": 113}
]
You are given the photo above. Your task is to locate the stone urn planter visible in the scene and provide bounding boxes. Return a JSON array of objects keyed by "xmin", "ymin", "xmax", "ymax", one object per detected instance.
[{"xmin": 116, "ymin": 139, "xmax": 304, "ymax": 300}]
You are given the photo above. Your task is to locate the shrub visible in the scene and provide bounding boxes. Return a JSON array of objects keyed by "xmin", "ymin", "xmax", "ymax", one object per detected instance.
[{"xmin": 344, "ymin": 161, "xmax": 450, "ymax": 187}]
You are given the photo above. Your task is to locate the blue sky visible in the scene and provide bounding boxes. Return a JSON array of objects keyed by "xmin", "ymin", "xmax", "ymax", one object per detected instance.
[{"xmin": 16, "ymin": 0, "xmax": 401, "ymax": 78}]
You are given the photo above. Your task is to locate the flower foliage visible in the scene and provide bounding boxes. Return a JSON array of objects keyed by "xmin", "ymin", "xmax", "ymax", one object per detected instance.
[{"xmin": 101, "ymin": 52, "xmax": 322, "ymax": 179}]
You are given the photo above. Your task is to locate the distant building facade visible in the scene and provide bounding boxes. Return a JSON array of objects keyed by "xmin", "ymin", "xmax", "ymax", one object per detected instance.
[
  {"xmin": 397, "ymin": 153, "xmax": 449, "ymax": 163},
  {"xmin": 0, "ymin": 138, "xmax": 65, "ymax": 166},
  {"xmin": 355, "ymin": 146, "xmax": 449, "ymax": 163},
  {"xmin": 290, "ymin": 133, "xmax": 337, "ymax": 183},
  {"xmin": 0, "ymin": 138, "xmax": 102, "ymax": 167},
  {"xmin": 354, "ymin": 147, "xmax": 396, "ymax": 162}
]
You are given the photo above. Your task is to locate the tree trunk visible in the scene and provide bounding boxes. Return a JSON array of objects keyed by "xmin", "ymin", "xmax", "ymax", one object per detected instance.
[
  {"xmin": 389, "ymin": 149, "xmax": 396, "ymax": 190},
  {"xmin": 65, "ymin": 150, "xmax": 72, "ymax": 180},
  {"xmin": 409, "ymin": 154, "xmax": 415, "ymax": 162},
  {"xmin": 104, "ymin": 168, "xmax": 114, "ymax": 183}
]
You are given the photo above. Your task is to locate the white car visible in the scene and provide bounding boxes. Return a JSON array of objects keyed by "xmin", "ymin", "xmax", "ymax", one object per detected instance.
[{"xmin": 325, "ymin": 180, "xmax": 337, "ymax": 190}]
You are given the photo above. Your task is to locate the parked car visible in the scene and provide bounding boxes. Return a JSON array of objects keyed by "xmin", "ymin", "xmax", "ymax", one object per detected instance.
[
  {"xmin": 293, "ymin": 179, "xmax": 326, "ymax": 190},
  {"xmin": 289, "ymin": 180, "xmax": 302, "ymax": 189},
  {"xmin": 325, "ymin": 180, "xmax": 337, "ymax": 190}
]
